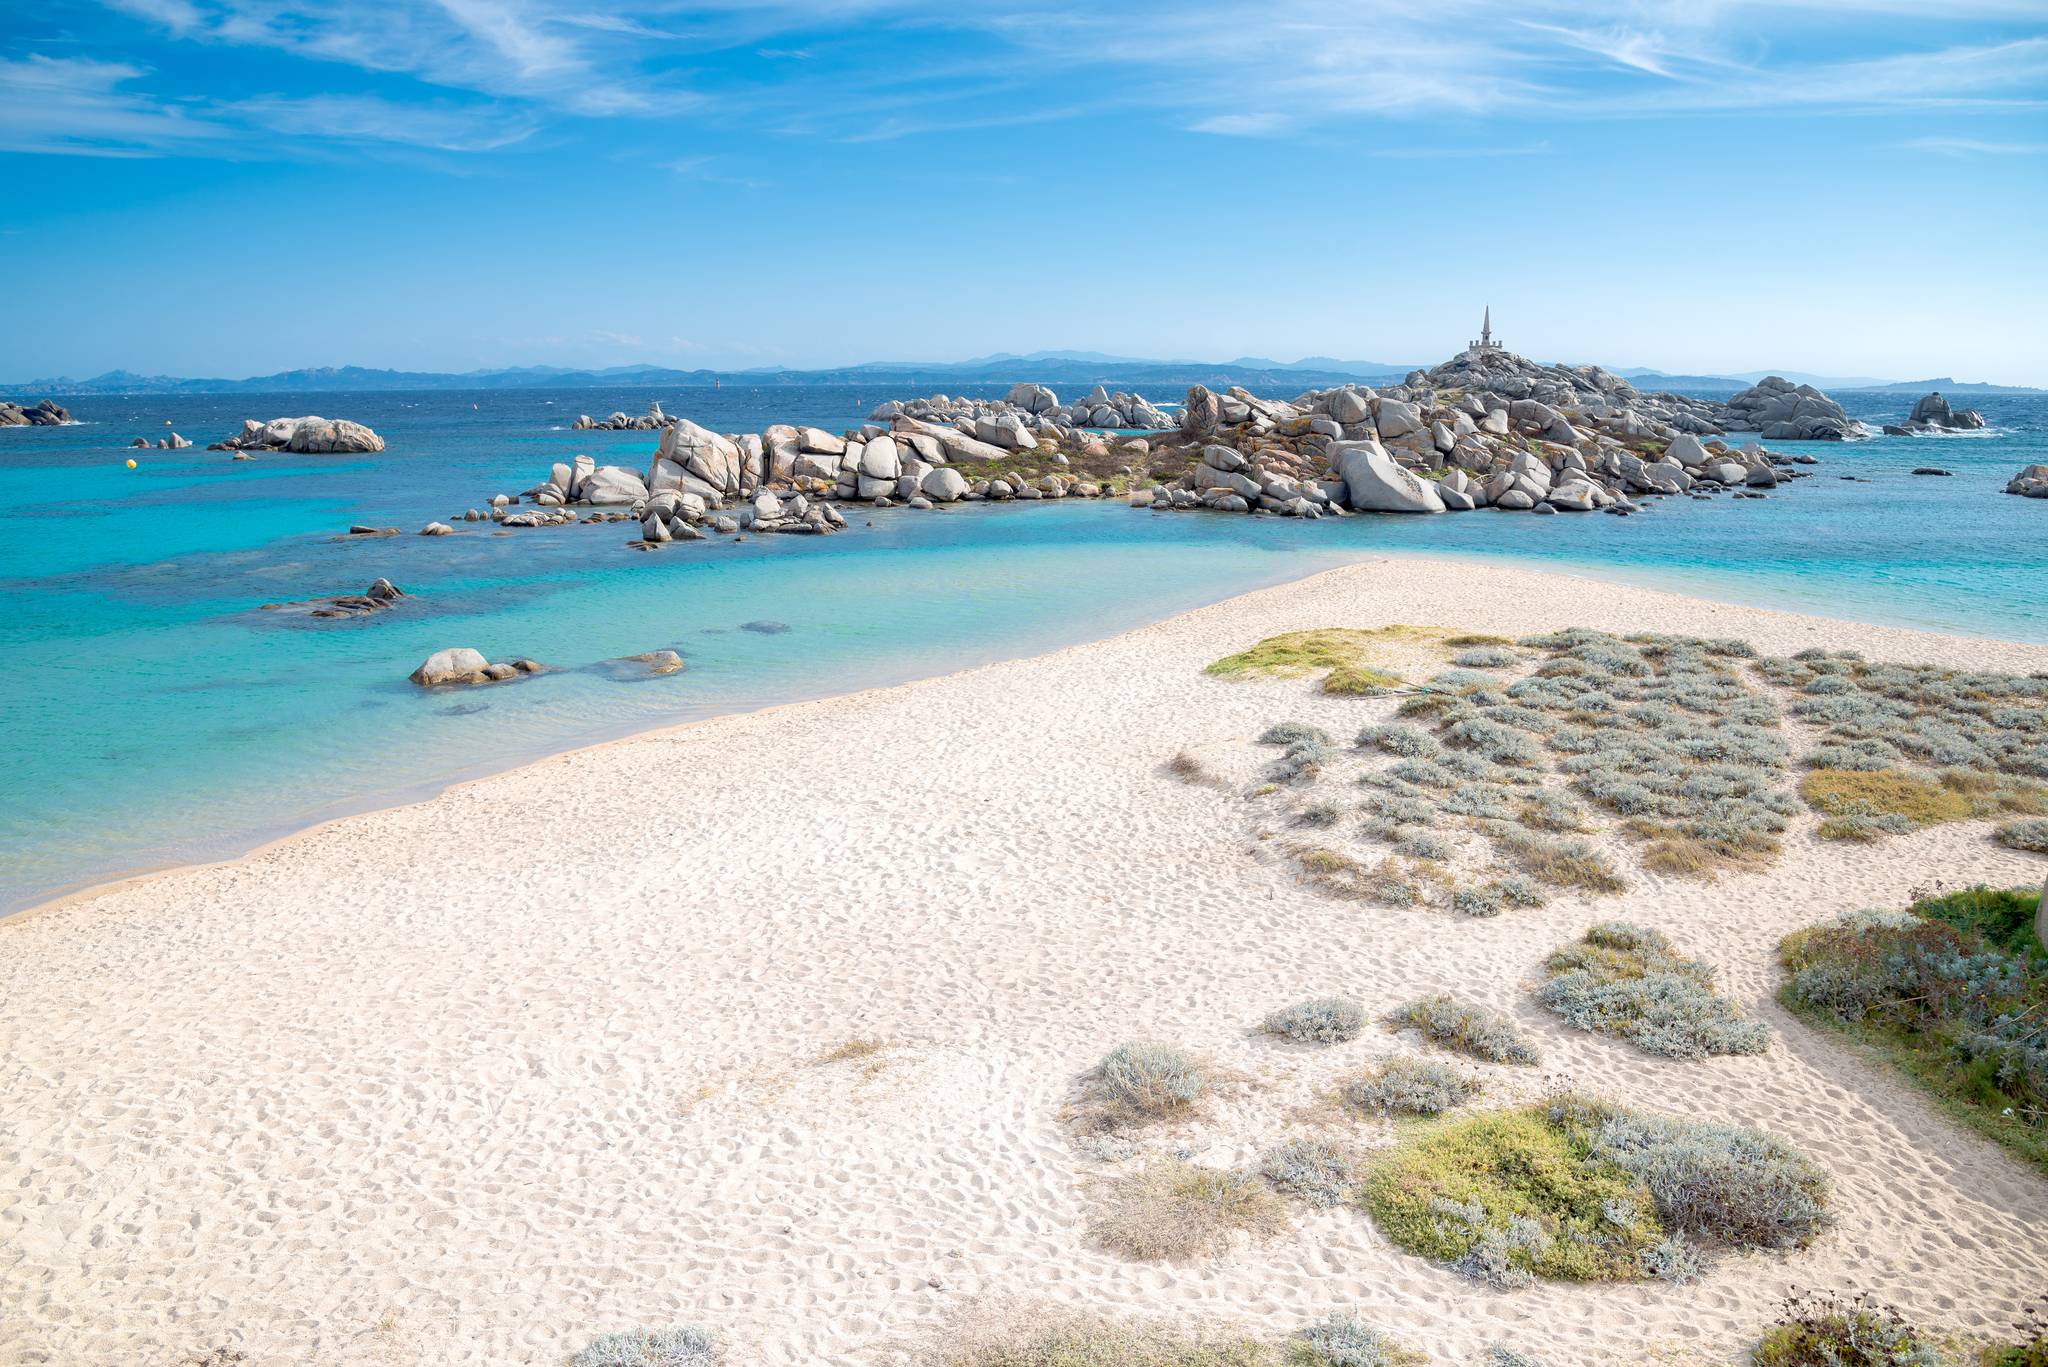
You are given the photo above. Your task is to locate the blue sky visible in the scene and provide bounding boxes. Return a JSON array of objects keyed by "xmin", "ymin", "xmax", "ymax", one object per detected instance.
[{"xmin": 3, "ymin": 1, "xmax": 2045, "ymax": 383}]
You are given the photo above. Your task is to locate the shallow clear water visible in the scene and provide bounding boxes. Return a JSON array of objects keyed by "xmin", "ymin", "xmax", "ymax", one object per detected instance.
[{"xmin": 2, "ymin": 383, "xmax": 2043, "ymax": 911}]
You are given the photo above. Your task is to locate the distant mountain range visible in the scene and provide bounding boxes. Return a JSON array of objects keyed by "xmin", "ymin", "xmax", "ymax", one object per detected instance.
[
  {"xmin": 8, "ymin": 355, "xmax": 2040, "ymax": 397},
  {"xmin": 7, "ymin": 354, "xmax": 1423, "ymax": 396}
]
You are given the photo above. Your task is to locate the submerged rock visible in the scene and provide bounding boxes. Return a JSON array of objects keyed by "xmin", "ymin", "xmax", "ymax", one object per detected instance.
[
  {"xmin": 408, "ymin": 648, "xmax": 543, "ymax": 687},
  {"xmin": 623, "ymin": 649, "xmax": 685, "ymax": 675}
]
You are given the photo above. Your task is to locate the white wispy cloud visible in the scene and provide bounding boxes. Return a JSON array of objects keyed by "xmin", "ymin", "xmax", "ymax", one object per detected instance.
[
  {"xmin": 11, "ymin": 0, "xmax": 2041, "ymax": 161},
  {"xmin": 0, "ymin": 53, "xmax": 227, "ymax": 156},
  {"xmin": 1904, "ymin": 136, "xmax": 2048, "ymax": 155}
]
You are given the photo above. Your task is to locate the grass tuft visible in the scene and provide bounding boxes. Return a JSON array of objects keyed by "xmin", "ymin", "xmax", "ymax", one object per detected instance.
[
  {"xmin": 1090, "ymin": 1160, "xmax": 1290, "ymax": 1262},
  {"xmin": 570, "ymin": 1327, "xmax": 721, "ymax": 1367}
]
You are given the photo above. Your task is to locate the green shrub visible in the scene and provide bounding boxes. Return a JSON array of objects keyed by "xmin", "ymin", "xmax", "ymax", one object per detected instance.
[
  {"xmin": 1387, "ymin": 994, "xmax": 1540, "ymax": 1065},
  {"xmin": 1538, "ymin": 922, "xmax": 1770, "ymax": 1059},
  {"xmin": 1360, "ymin": 1096, "xmax": 1827, "ymax": 1289},
  {"xmin": 1779, "ymin": 899, "xmax": 2046, "ymax": 1173},
  {"xmin": 1912, "ymin": 884, "xmax": 2044, "ymax": 958},
  {"xmin": 1750, "ymin": 1291, "xmax": 1940, "ymax": 1366}
]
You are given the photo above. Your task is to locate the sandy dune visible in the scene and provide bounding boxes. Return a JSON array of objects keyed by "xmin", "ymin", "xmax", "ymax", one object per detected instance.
[{"xmin": 3, "ymin": 556, "xmax": 2045, "ymax": 1366}]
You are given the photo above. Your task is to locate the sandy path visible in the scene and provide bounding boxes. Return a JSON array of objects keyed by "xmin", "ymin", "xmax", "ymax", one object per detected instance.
[{"xmin": 3, "ymin": 556, "xmax": 2045, "ymax": 1366}]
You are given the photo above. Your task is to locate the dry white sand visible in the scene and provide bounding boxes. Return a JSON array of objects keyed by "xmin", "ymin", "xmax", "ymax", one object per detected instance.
[{"xmin": 3, "ymin": 556, "xmax": 2046, "ymax": 1367}]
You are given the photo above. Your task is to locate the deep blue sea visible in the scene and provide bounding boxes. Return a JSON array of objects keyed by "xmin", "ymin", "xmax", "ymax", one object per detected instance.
[{"xmin": 2, "ymin": 382, "xmax": 2043, "ymax": 912}]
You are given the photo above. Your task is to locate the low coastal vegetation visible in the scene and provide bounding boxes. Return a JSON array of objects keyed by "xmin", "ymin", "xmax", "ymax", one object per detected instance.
[
  {"xmin": 1257, "ymin": 1136, "xmax": 1366, "ymax": 1208},
  {"xmin": 1751, "ymin": 1292, "xmax": 1939, "ymax": 1367},
  {"xmin": 1089, "ymin": 1160, "xmax": 1289, "ymax": 1262},
  {"xmin": 1360, "ymin": 1095, "xmax": 1829, "ymax": 1289},
  {"xmin": 1387, "ymin": 994, "xmax": 1541, "ymax": 1065},
  {"xmin": 1778, "ymin": 887, "xmax": 2046, "ymax": 1172},
  {"xmin": 1249, "ymin": 627, "xmax": 1817, "ymax": 910},
  {"xmin": 570, "ymin": 1327, "xmax": 722, "ymax": 1367},
  {"xmin": 928, "ymin": 1305, "xmax": 1422, "ymax": 1367},
  {"xmin": 1262, "ymin": 996, "xmax": 1367, "ymax": 1044},
  {"xmin": 1077, "ymin": 1042, "xmax": 1213, "ymax": 1132},
  {"xmin": 1750, "ymin": 1290, "xmax": 2048, "ymax": 1366},
  {"xmin": 1761, "ymin": 649, "xmax": 2048, "ymax": 844},
  {"xmin": 1208, "ymin": 627, "xmax": 1427, "ymax": 696},
  {"xmin": 1342, "ymin": 1057, "xmax": 1481, "ymax": 1117},
  {"xmin": 1537, "ymin": 922, "xmax": 1772, "ymax": 1059}
]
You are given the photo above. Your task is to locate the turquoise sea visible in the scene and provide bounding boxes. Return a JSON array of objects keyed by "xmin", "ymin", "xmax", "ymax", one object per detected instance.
[{"xmin": 2, "ymin": 383, "xmax": 2043, "ymax": 913}]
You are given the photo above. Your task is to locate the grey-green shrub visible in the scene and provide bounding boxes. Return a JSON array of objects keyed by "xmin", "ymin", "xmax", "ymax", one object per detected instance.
[
  {"xmin": 571, "ymin": 1327, "xmax": 721, "ymax": 1367},
  {"xmin": 1388, "ymin": 994, "xmax": 1540, "ymax": 1064},
  {"xmin": 1345, "ymin": 1056, "xmax": 1479, "ymax": 1116},
  {"xmin": 1454, "ymin": 646, "xmax": 1519, "ymax": 669},
  {"xmin": 1996, "ymin": 818, "xmax": 2048, "ymax": 853},
  {"xmin": 1562, "ymin": 1097, "xmax": 1831, "ymax": 1251},
  {"xmin": 1453, "ymin": 887, "xmax": 1503, "ymax": 918},
  {"xmin": 1537, "ymin": 923, "xmax": 1770, "ymax": 1060},
  {"xmin": 1259, "ymin": 1136, "xmax": 1362, "ymax": 1207},
  {"xmin": 1261, "ymin": 721, "xmax": 1332, "ymax": 748},
  {"xmin": 1096, "ymin": 1042, "xmax": 1207, "ymax": 1117},
  {"xmin": 1264, "ymin": 996, "xmax": 1366, "ymax": 1044},
  {"xmin": 1358, "ymin": 723, "xmax": 1439, "ymax": 758},
  {"xmin": 1295, "ymin": 1313, "xmax": 1416, "ymax": 1366}
]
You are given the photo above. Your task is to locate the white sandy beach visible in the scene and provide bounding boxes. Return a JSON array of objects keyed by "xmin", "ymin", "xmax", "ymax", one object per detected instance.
[{"xmin": 3, "ymin": 555, "xmax": 2045, "ymax": 1367}]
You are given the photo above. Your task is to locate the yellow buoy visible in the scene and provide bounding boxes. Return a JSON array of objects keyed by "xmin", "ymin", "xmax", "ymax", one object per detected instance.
[{"xmin": 125, "ymin": 458, "xmax": 137, "ymax": 469}]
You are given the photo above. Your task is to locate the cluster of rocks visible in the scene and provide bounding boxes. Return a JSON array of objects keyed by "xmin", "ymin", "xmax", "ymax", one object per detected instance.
[
  {"xmin": 408, "ymin": 648, "xmax": 544, "ymax": 687},
  {"xmin": 210, "ymin": 416, "xmax": 386, "ymax": 453},
  {"xmin": 1716, "ymin": 375, "xmax": 1869, "ymax": 441},
  {"xmin": 0, "ymin": 400, "xmax": 72, "ymax": 427},
  {"xmin": 572, "ymin": 403, "xmax": 669, "ymax": 431},
  {"xmin": 1883, "ymin": 392, "xmax": 1987, "ymax": 436},
  {"xmin": 870, "ymin": 383, "xmax": 1171, "ymax": 445},
  {"xmin": 1422, "ymin": 348, "xmax": 1727, "ymax": 435},
  {"xmin": 2007, "ymin": 465, "xmax": 2048, "ymax": 499},
  {"xmin": 131, "ymin": 433, "xmax": 192, "ymax": 449},
  {"xmin": 262, "ymin": 578, "xmax": 407, "ymax": 620},
  {"xmin": 1147, "ymin": 365, "xmax": 1808, "ymax": 518}
]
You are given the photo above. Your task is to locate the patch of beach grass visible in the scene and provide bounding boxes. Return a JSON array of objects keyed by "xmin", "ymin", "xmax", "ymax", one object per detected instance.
[
  {"xmin": 1492, "ymin": 829, "xmax": 1628, "ymax": 894},
  {"xmin": 1537, "ymin": 922, "xmax": 1770, "ymax": 1059},
  {"xmin": 1207, "ymin": 626, "xmax": 1462, "ymax": 696},
  {"xmin": 1090, "ymin": 1160, "xmax": 1290, "ymax": 1261},
  {"xmin": 927, "ymin": 1305, "xmax": 1280, "ymax": 1367},
  {"xmin": 814, "ymin": 1038, "xmax": 886, "ymax": 1066},
  {"xmin": 1360, "ymin": 1095, "xmax": 1828, "ymax": 1288},
  {"xmin": 1803, "ymin": 769, "xmax": 1972, "ymax": 838},
  {"xmin": 1386, "ymin": 994, "xmax": 1540, "ymax": 1065},
  {"xmin": 1779, "ymin": 892, "xmax": 2046, "ymax": 1173}
]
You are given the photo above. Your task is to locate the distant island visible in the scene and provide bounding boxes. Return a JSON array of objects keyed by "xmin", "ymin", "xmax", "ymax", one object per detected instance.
[{"xmin": 10, "ymin": 354, "xmax": 2041, "ymax": 397}]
